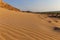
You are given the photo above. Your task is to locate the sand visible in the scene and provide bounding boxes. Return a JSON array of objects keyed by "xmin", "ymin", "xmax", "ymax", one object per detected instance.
[{"xmin": 0, "ymin": 7, "xmax": 60, "ymax": 40}]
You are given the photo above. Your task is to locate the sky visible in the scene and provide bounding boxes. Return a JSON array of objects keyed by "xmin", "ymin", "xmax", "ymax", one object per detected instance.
[{"xmin": 4, "ymin": 0, "xmax": 60, "ymax": 12}]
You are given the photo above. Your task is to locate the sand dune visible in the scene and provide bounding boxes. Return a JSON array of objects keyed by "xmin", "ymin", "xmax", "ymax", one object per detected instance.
[
  {"xmin": 0, "ymin": 7, "xmax": 60, "ymax": 40},
  {"xmin": 0, "ymin": 0, "xmax": 20, "ymax": 12}
]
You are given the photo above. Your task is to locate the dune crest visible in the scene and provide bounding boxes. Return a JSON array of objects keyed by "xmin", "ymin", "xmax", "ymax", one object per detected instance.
[{"xmin": 0, "ymin": 0, "xmax": 20, "ymax": 12}]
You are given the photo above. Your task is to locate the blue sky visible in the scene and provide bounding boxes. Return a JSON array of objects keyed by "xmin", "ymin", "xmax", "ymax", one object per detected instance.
[{"xmin": 4, "ymin": 0, "xmax": 60, "ymax": 12}]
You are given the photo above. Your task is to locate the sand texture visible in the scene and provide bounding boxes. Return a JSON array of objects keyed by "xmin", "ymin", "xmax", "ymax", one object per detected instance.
[{"xmin": 0, "ymin": 8, "xmax": 60, "ymax": 40}]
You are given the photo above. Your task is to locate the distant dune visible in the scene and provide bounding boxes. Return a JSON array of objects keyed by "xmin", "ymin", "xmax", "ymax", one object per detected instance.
[{"xmin": 0, "ymin": 7, "xmax": 60, "ymax": 40}]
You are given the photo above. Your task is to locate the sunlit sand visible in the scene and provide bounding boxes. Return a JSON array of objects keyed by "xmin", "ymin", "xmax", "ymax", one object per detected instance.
[{"xmin": 0, "ymin": 7, "xmax": 60, "ymax": 40}]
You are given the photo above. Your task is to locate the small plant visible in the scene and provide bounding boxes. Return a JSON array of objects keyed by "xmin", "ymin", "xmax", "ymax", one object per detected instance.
[{"xmin": 54, "ymin": 27, "xmax": 60, "ymax": 31}]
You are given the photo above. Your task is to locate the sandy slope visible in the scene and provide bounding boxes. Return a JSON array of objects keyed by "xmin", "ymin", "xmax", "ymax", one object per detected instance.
[
  {"xmin": 0, "ymin": 0, "xmax": 20, "ymax": 12},
  {"xmin": 0, "ymin": 8, "xmax": 60, "ymax": 40}
]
